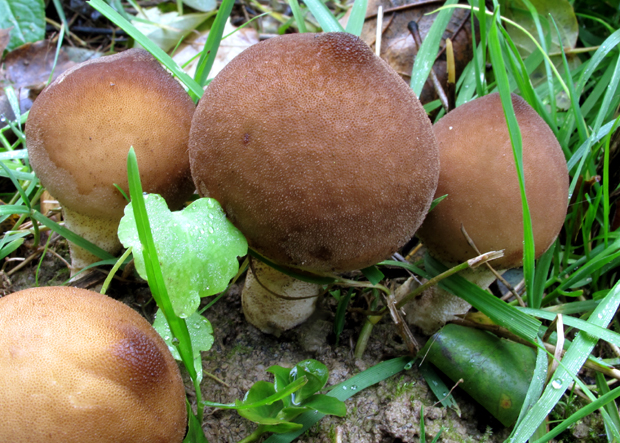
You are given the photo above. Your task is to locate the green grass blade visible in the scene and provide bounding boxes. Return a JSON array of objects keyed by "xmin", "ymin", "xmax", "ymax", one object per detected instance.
[
  {"xmin": 303, "ymin": 0, "xmax": 344, "ymax": 32},
  {"xmin": 410, "ymin": 0, "xmax": 459, "ymax": 97},
  {"xmin": 126, "ymin": 147, "xmax": 196, "ymax": 380},
  {"xmin": 487, "ymin": 14, "xmax": 537, "ymax": 307},
  {"xmin": 193, "ymin": 0, "xmax": 235, "ymax": 90},
  {"xmin": 532, "ymin": 384, "xmax": 620, "ymax": 443},
  {"xmin": 517, "ymin": 307, "xmax": 620, "ymax": 348},
  {"xmin": 288, "ymin": 0, "xmax": 307, "ymax": 33},
  {"xmin": 425, "ymin": 254, "xmax": 541, "ymax": 342},
  {"xmin": 511, "ymin": 340, "xmax": 548, "ymax": 433},
  {"xmin": 345, "ymin": 0, "xmax": 368, "ymax": 36},
  {"xmin": 510, "ymin": 279, "xmax": 620, "ymax": 443},
  {"xmin": 87, "ymin": 0, "xmax": 203, "ymax": 99},
  {"xmin": 31, "ymin": 210, "xmax": 115, "ymax": 260}
]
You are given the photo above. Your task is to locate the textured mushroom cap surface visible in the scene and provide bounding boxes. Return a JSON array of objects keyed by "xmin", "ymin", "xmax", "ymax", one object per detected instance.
[
  {"xmin": 417, "ymin": 93, "xmax": 569, "ymax": 269},
  {"xmin": 190, "ymin": 32, "xmax": 439, "ymax": 272},
  {"xmin": 0, "ymin": 286, "xmax": 187, "ymax": 443},
  {"xmin": 26, "ymin": 48, "xmax": 196, "ymax": 221}
]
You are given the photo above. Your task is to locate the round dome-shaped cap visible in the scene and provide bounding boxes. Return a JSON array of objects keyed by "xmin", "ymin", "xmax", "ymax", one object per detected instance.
[
  {"xmin": 189, "ymin": 32, "xmax": 439, "ymax": 272},
  {"xmin": 26, "ymin": 48, "xmax": 196, "ymax": 221},
  {"xmin": 417, "ymin": 92, "xmax": 569, "ymax": 269},
  {"xmin": 0, "ymin": 286, "xmax": 187, "ymax": 443}
]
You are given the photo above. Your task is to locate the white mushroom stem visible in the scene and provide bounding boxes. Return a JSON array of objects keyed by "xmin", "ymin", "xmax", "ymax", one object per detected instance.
[
  {"xmin": 242, "ymin": 261, "xmax": 321, "ymax": 336},
  {"xmin": 63, "ymin": 206, "xmax": 122, "ymax": 275},
  {"xmin": 403, "ymin": 261, "xmax": 506, "ymax": 336}
]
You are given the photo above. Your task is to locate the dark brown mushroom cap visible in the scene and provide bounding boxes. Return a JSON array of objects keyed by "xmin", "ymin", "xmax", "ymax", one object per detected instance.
[
  {"xmin": 0, "ymin": 286, "xmax": 187, "ymax": 443},
  {"xmin": 26, "ymin": 48, "xmax": 196, "ymax": 221},
  {"xmin": 417, "ymin": 93, "xmax": 569, "ymax": 269},
  {"xmin": 189, "ymin": 32, "xmax": 439, "ymax": 272}
]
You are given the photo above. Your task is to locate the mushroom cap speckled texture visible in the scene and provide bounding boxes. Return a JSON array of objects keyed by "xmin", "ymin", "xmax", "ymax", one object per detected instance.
[
  {"xmin": 189, "ymin": 32, "xmax": 439, "ymax": 272},
  {"xmin": 0, "ymin": 286, "xmax": 187, "ymax": 443},
  {"xmin": 417, "ymin": 93, "xmax": 569, "ymax": 269},
  {"xmin": 26, "ymin": 48, "xmax": 196, "ymax": 221}
]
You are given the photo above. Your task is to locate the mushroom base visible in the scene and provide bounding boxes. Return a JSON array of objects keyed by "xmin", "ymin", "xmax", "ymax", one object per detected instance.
[
  {"xmin": 242, "ymin": 261, "xmax": 321, "ymax": 336},
  {"xmin": 63, "ymin": 207, "xmax": 122, "ymax": 275},
  {"xmin": 403, "ymin": 265, "xmax": 504, "ymax": 335}
]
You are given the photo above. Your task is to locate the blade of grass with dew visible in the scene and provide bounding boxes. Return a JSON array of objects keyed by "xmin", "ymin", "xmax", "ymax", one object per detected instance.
[
  {"xmin": 304, "ymin": 0, "xmax": 344, "ymax": 32},
  {"xmin": 532, "ymin": 384, "xmax": 620, "ymax": 443},
  {"xmin": 510, "ymin": 279, "xmax": 620, "ymax": 443},
  {"xmin": 488, "ymin": 13, "xmax": 537, "ymax": 307},
  {"xmin": 409, "ymin": 0, "xmax": 458, "ymax": 97},
  {"xmin": 597, "ymin": 371, "xmax": 620, "ymax": 441},
  {"xmin": 288, "ymin": 0, "xmax": 307, "ymax": 33},
  {"xmin": 87, "ymin": 0, "xmax": 203, "ymax": 99},
  {"xmin": 425, "ymin": 254, "xmax": 540, "ymax": 341},
  {"xmin": 263, "ymin": 357, "xmax": 413, "ymax": 443},
  {"xmin": 345, "ymin": 0, "xmax": 368, "ymax": 36},
  {"xmin": 517, "ymin": 307, "xmax": 620, "ymax": 348},
  {"xmin": 511, "ymin": 340, "xmax": 547, "ymax": 434},
  {"xmin": 125, "ymin": 147, "xmax": 196, "ymax": 380},
  {"xmin": 603, "ymin": 118, "xmax": 620, "ymax": 248},
  {"xmin": 193, "ymin": 0, "xmax": 235, "ymax": 91}
]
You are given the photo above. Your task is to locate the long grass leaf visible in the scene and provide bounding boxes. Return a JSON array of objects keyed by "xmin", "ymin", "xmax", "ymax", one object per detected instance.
[
  {"xmin": 31, "ymin": 210, "xmax": 115, "ymax": 260},
  {"xmin": 288, "ymin": 0, "xmax": 307, "ymax": 33},
  {"xmin": 487, "ymin": 14, "xmax": 536, "ymax": 307},
  {"xmin": 425, "ymin": 254, "xmax": 541, "ymax": 342},
  {"xmin": 410, "ymin": 0, "xmax": 458, "ymax": 96},
  {"xmin": 303, "ymin": 0, "xmax": 344, "ymax": 32},
  {"xmin": 345, "ymin": 0, "xmax": 368, "ymax": 36},
  {"xmin": 510, "ymin": 280, "xmax": 620, "ymax": 442},
  {"xmin": 193, "ymin": 0, "xmax": 235, "ymax": 90},
  {"xmin": 87, "ymin": 0, "xmax": 203, "ymax": 98},
  {"xmin": 126, "ymin": 147, "xmax": 196, "ymax": 380}
]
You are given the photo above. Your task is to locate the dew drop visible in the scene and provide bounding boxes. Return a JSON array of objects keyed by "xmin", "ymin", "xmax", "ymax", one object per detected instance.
[{"xmin": 551, "ymin": 379, "xmax": 562, "ymax": 389}]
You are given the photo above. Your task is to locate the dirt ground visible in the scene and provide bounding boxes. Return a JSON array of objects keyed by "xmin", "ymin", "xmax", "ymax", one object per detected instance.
[{"xmin": 3, "ymin": 237, "xmax": 521, "ymax": 443}]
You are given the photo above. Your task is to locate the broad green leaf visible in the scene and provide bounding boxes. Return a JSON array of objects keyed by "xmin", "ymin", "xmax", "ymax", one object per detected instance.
[
  {"xmin": 133, "ymin": 8, "xmax": 211, "ymax": 52},
  {"xmin": 183, "ymin": 0, "xmax": 216, "ymax": 12},
  {"xmin": 0, "ymin": 0, "xmax": 45, "ymax": 51},
  {"xmin": 184, "ymin": 404, "xmax": 209, "ymax": 443},
  {"xmin": 290, "ymin": 360, "xmax": 329, "ymax": 403},
  {"xmin": 118, "ymin": 194, "xmax": 247, "ymax": 317},
  {"xmin": 153, "ymin": 308, "xmax": 213, "ymax": 380},
  {"xmin": 299, "ymin": 395, "xmax": 346, "ymax": 416}
]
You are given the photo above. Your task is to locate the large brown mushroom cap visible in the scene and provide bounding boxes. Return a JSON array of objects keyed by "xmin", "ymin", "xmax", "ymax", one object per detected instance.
[
  {"xmin": 0, "ymin": 286, "xmax": 187, "ymax": 443},
  {"xmin": 417, "ymin": 92, "xmax": 569, "ymax": 269},
  {"xmin": 190, "ymin": 32, "xmax": 439, "ymax": 272},
  {"xmin": 26, "ymin": 48, "xmax": 196, "ymax": 221}
]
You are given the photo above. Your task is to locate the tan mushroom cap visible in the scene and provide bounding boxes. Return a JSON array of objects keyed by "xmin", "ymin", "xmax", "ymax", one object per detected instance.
[
  {"xmin": 26, "ymin": 48, "xmax": 196, "ymax": 222},
  {"xmin": 189, "ymin": 32, "xmax": 439, "ymax": 272},
  {"xmin": 0, "ymin": 286, "xmax": 187, "ymax": 443},
  {"xmin": 417, "ymin": 93, "xmax": 569, "ymax": 269}
]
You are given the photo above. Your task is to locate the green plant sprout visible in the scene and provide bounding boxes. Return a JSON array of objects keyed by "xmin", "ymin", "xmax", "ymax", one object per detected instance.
[{"xmin": 203, "ymin": 360, "xmax": 346, "ymax": 443}]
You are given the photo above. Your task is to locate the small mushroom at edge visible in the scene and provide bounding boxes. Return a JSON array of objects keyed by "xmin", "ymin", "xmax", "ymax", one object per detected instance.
[
  {"xmin": 0, "ymin": 286, "xmax": 187, "ymax": 442},
  {"xmin": 407, "ymin": 92, "xmax": 569, "ymax": 334},
  {"xmin": 26, "ymin": 48, "xmax": 196, "ymax": 274}
]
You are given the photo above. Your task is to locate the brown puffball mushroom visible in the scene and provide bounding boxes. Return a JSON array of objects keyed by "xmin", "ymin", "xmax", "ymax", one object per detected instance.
[
  {"xmin": 406, "ymin": 92, "xmax": 569, "ymax": 334},
  {"xmin": 189, "ymin": 33, "xmax": 439, "ymax": 333},
  {"xmin": 0, "ymin": 286, "xmax": 187, "ymax": 443},
  {"xmin": 26, "ymin": 48, "xmax": 196, "ymax": 274}
]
